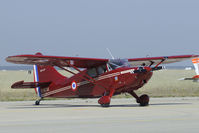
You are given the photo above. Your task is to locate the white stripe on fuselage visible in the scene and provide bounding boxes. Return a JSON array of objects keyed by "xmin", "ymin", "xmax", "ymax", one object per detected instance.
[
  {"xmin": 33, "ymin": 65, "xmax": 41, "ymax": 97},
  {"xmin": 42, "ymin": 69, "xmax": 136, "ymax": 97},
  {"xmin": 33, "ymin": 65, "xmax": 38, "ymax": 91}
]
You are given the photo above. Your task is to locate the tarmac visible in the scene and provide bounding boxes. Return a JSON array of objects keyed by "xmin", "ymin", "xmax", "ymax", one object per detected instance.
[{"xmin": 0, "ymin": 97, "xmax": 199, "ymax": 133}]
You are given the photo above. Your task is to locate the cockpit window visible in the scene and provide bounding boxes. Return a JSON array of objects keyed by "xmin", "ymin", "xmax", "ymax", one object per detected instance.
[
  {"xmin": 97, "ymin": 65, "xmax": 106, "ymax": 75},
  {"xmin": 87, "ymin": 68, "xmax": 97, "ymax": 78},
  {"xmin": 87, "ymin": 65, "xmax": 107, "ymax": 77},
  {"xmin": 108, "ymin": 59, "xmax": 131, "ymax": 70}
]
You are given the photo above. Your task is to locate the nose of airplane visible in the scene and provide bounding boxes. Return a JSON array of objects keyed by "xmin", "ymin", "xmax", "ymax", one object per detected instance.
[
  {"xmin": 134, "ymin": 66, "xmax": 161, "ymax": 73},
  {"xmin": 133, "ymin": 67, "xmax": 152, "ymax": 73},
  {"xmin": 151, "ymin": 66, "xmax": 163, "ymax": 71},
  {"xmin": 144, "ymin": 67, "xmax": 152, "ymax": 72}
]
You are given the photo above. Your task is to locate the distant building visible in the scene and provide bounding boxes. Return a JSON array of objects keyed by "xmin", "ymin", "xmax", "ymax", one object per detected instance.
[{"xmin": 185, "ymin": 67, "xmax": 192, "ymax": 70}]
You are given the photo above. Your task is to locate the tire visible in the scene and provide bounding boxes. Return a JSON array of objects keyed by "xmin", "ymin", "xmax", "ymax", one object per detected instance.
[
  {"xmin": 139, "ymin": 94, "xmax": 149, "ymax": 106},
  {"xmin": 101, "ymin": 103, "xmax": 110, "ymax": 107},
  {"xmin": 35, "ymin": 100, "xmax": 40, "ymax": 105}
]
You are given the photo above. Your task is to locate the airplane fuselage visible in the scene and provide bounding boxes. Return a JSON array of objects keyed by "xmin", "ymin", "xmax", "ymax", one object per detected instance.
[{"xmin": 41, "ymin": 66, "xmax": 153, "ymax": 98}]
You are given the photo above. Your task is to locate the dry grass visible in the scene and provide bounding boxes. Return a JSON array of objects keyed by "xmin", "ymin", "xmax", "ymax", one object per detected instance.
[
  {"xmin": 0, "ymin": 71, "xmax": 37, "ymax": 101},
  {"xmin": 0, "ymin": 70, "xmax": 199, "ymax": 101},
  {"xmin": 136, "ymin": 69, "xmax": 199, "ymax": 97}
]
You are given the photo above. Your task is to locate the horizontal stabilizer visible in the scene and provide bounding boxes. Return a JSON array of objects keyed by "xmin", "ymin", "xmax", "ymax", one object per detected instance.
[{"xmin": 11, "ymin": 80, "xmax": 51, "ymax": 89}]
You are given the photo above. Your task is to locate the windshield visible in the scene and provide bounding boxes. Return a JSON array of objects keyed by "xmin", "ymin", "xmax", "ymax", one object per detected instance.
[{"xmin": 108, "ymin": 59, "xmax": 131, "ymax": 69}]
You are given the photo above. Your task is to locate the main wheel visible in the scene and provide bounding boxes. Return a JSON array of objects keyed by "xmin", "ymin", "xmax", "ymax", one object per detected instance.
[
  {"xmin": 101, "ymin": 103, "xmax": 110, "ymax": 107},
  {"xmin": 139, "ymin": 94, "xmax": 149, "ymax": 106},
  {"xmin": 98, "ymin": 96, "xmax": 111, "ymax": 107}
]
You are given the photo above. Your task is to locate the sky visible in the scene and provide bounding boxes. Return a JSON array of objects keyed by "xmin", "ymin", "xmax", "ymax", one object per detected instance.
[{"xmin": 0, "ymin": 0, "xmax": 199, "ymax": 66}]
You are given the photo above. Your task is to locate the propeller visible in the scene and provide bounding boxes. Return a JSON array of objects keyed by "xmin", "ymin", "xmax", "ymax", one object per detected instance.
[{"xmin": 133, "ymin": 66, "xmax": 163, "ymax": 73}]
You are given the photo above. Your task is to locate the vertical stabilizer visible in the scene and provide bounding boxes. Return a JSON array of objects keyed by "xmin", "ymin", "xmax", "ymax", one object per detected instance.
[
  {"xmin": 33, "ymin": 52, "xmax": 66, "ymax": 97},
  {"xmin": 33, "ymin": 64, "xmax": 66, "ymax": 97},
  {"xmin": 192, "ymin": 58, "xmax": 199, "ymax": 75}
]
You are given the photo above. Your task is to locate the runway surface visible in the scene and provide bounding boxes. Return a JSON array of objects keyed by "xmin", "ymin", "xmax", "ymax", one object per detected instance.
[{"xmin": 0, "ymin": 97, "xmax": 199, "ymax": 133}]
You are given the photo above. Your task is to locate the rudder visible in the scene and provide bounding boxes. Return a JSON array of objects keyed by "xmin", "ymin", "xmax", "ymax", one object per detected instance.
[
  {"xmin": 33, "ymin": 53, "xmax": 66, "ymax": 97},
  {"xmin": 192, "ymin": 58, "xmax": 199, "ymax": 75}
]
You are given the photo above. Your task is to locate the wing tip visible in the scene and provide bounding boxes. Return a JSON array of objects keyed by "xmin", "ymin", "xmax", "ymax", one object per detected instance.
[
  {"xmin": 5, "ymin": 56, "xmax": 14, "ymax": 63},
  {"xmin": 11, "ymin": 80, "xmax": 24, "ymax": 88},
  {"xmin": 178, "ymin": 78, "xmax": 186, "ymax": 81}
]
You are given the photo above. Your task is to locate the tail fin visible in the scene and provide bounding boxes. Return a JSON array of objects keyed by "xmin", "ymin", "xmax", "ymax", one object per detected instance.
[
  {"xmin": 192, "ymin": 58, "xmax": 199, "ymax": 75},
  {"xmin": 33, "ymin": 65, "xmax": 66, "ymax": 97},
  {"xmin": 32, "ymin": 52, "xmax": 66, "ymax": 97},
  {"xmin": 179, "ymin": 58, "xmax": 199, "ymax": 82}
]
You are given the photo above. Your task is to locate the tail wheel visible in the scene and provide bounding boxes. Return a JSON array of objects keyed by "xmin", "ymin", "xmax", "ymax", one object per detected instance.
[
  {"xmin": 35, "ymin": 100, "xmax": 40, "ymax": 105},
  {"xmin": 139, "ymin": 94, "xmax": 149, "ymax": 106},
  {"xmin": 35, "ymin": 98, "xmax": 43, "ymax": 105}
]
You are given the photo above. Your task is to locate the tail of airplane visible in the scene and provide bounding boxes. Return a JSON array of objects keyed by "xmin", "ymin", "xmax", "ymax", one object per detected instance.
[
  {"xmin": 33, "ymin": 64, "xmax": 66, "ymax": 97},
  {"xmin": 178, "ymin": 58, "xmax": 199, "ymax": 82},
  {"xmin": 10, "ymin": 52, "xmax": 67, "ymax": 97},
  {"xmin": 32, "ymin": 52, "xmax": 66, "ymax": 97},
  {"xmin": 192, "ymin": 58, "xmax": 199, "ymax": 76},
  {"xmin": 191, "ymin": 58, "xmax": 199, "ymax": 81}
]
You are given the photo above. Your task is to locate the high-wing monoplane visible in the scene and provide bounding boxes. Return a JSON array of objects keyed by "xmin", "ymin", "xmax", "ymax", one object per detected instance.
[{"xmin": 6, "ymin": 53, "xmax": 198, "ymax": 107}]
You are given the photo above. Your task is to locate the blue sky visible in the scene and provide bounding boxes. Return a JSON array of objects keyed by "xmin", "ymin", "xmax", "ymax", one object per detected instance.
[{"xmin": 0, "ymin": 0, "xmax": 199, "ymax": 66}]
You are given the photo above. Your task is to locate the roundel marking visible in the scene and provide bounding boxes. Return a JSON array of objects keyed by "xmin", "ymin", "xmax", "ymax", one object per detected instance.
[
  {"xmin": 115, "ymin": 76, "xmax": 118, "ymax": 82},
  {"xmin": 71, "ymin": 81, "xmax": 77, "ymax": 91}
]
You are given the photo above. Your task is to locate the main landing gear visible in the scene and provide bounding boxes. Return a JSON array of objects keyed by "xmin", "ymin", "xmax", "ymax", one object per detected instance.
[
  {"xmin": 98, "ymin": 96, "xmax": 111, "ymax": 107},
  {"xmin": 129, "ymin": 91, "xmax": 149, "ymax": 106},
  {"xmin": 98, "ymin": 89, "xmax": 115, "ymax": 107},
  {"xmin": 35, "ymin": 98, "xmax": 43, "ymax": 105}
]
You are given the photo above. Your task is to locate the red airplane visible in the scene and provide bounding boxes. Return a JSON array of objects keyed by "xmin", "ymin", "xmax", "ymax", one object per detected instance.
[{"xmin": 6, "ymin": 53, "xmax": 198, "ymax": 107}]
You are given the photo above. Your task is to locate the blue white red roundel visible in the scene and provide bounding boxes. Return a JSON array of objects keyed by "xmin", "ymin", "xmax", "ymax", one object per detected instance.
[{"xmin": 71, "ymin": 81, "xmax": 77, "ymax": 90}]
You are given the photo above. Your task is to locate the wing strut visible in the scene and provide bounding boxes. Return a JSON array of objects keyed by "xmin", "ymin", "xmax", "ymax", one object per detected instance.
[
  {"xmin": 149, "ymin": 61, "xmax": 155, "ymax": 67},
  {"xmin": 154, "ymin": 57, "xmax": 168, "ymax": 68},
  {"xmin": 56, "ymin": 63, "xmax": 107, "ymax": 91},
  {"xmin": 66, "ymin": 62, "xmax": 97, "ymax": 83},
  {"xmin": 57, "ymin": 65, "xmax": 94, "ymax": 84}
]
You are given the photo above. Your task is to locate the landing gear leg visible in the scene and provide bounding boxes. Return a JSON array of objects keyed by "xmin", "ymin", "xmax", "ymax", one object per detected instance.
[
  {"xmin": 129, "ymin": 91, "xmax": 149, "ymax": 106},
  {"xmin": 98, "ymin": 89, "xmax": 115, "ymax": 107},
  {"xmin": 35, "ymin": 98, "xmax": 43, "ymax": 105}
]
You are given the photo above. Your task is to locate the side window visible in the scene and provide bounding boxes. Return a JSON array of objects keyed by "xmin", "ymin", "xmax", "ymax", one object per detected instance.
[
  {"xmin": 87, "ymin": 68, "xmax": 97, "ymax": 78},
  {"xmin": 97, "ymin": 65, "xmax": 107, "ymax": 75}
]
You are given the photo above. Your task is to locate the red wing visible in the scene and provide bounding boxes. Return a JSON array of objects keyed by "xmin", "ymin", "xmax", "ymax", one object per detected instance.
[
  {"xmin": 6, "ymin": 53, "xmax": 199, "ymax": 68},
  {"xmin": 6, "ymin": 54, "xmax": 109, "ymax": 68},
  {"xmin": 128, "ymin": 55, "xmax": 199, "ymax": 66},
  {"xmin": 11, "ymin": 81, "xmax": 51, "ymax": 89}
]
